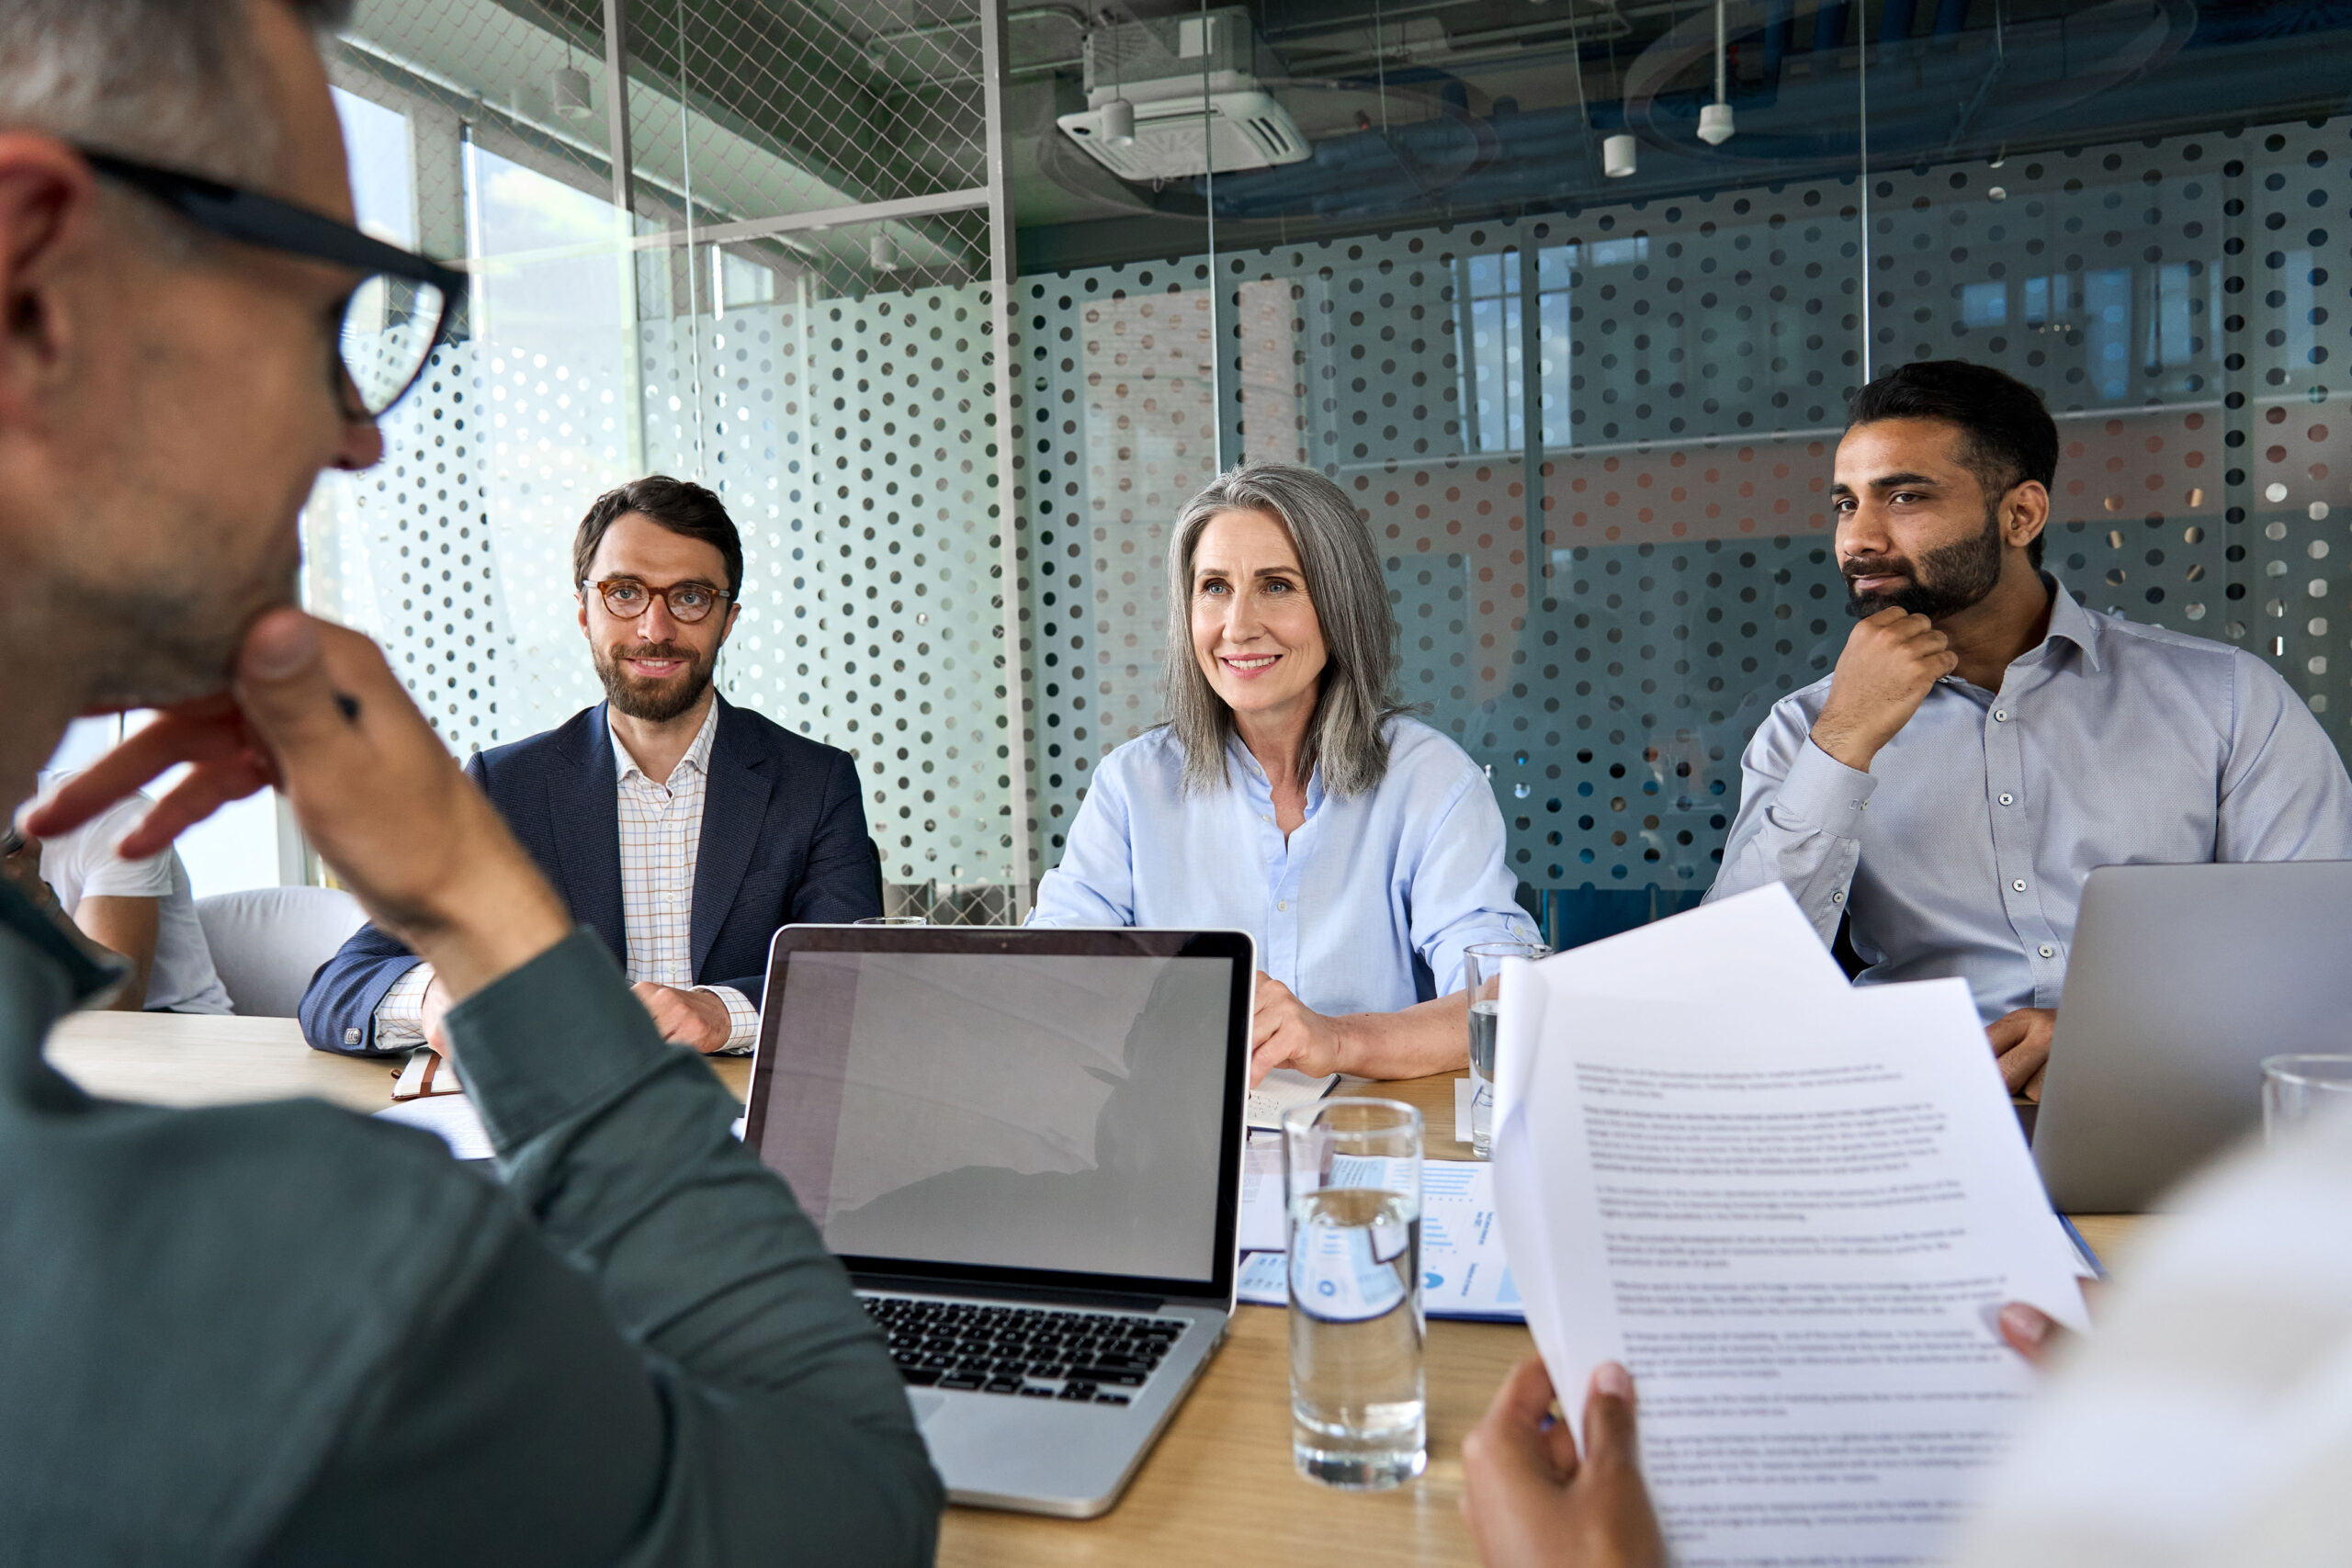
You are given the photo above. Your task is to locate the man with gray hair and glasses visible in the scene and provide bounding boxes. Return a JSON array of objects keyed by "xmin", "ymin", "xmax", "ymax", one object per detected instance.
[{"xmin": 0, "ymin": 2, "xmax": 938, "ymax": 1562}]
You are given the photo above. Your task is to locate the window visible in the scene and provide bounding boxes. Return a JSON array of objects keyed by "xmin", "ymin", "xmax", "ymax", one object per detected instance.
[
  {"xmin": 1457, "ymin": 242, "xmax": 1588, "ymax": 455},
  {"xmin": 333, "ymin": 86, "xmax": 415, "ymax": 248},
  {"xmin": 1962, "ymin": 281, "xmax": 2007, "ymax": 327},
  {"xmin": 714, "ymin": 246, "xmax": 780, "ymax": 312}
]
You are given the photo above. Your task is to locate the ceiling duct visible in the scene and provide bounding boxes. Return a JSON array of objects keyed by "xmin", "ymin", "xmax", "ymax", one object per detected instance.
[{"xmin": 1057, "ymin": 7, "xmax": 1312, "ymax": 181}]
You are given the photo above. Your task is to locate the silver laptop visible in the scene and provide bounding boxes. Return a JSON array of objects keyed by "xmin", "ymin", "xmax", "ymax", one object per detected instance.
[
  {"xmin": 2032, "ymin": 861, "xmax": 2352, "ymax": 1213},
  {"xmin": 740, "ymin": 923, "xmax": 1256, "ymax": 1517}
]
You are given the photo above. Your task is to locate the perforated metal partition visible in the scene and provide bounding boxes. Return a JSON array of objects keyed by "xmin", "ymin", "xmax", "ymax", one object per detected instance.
[
  {"xmin": 1013, "ymin": 119, "xmax": 2352, "ymax": 904},
  {"xmin": 639, "ymin": 286, "xmax": 1020, "ymax": 897}
]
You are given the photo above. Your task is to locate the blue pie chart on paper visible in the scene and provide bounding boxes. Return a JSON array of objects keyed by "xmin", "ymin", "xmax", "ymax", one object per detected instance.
[{"xmin": 1424, "ymin": 1271, "xmax": 1443, "ymax": 1291}]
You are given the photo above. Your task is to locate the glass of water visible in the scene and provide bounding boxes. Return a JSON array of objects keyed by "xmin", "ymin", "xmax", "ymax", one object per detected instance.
[
  {"xmin": 1464, "ymin": 941, "xmax": 1549, "ymax": 1159},
  {"xmin": 1283, "ymin": 1098, "xmax": 1424, "ymax": 1490},
  {"xmin": 2262, "ymin": 1055, "xmax": 2352, "ymax": 1145}
]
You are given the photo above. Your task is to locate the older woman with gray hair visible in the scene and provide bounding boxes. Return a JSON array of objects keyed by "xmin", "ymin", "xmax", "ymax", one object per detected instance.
[{"xmin": 1032, "ymin": 461, "xmax": 1540, "ymax": 1084}]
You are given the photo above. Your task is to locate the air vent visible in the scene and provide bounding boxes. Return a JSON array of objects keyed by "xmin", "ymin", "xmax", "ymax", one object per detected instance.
[
  {"xmin": 1059, "ymin": 89, "xmax": 1312, "ymax": 181},
  {"xmin": 1058, "ymin": 8, "xmax": 1310, "ymax": 181}
]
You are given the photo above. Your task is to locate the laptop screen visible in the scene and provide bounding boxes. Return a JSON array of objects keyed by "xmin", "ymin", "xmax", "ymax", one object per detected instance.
[{"xmin": 750, "ymin": 940, "xmax": 1246, "ymax": 1290}]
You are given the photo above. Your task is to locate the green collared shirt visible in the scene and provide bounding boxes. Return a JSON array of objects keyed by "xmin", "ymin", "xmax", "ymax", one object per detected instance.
[{"xmin": 0, "ymin": 884, "xmax": 940, "ymax": 1565}]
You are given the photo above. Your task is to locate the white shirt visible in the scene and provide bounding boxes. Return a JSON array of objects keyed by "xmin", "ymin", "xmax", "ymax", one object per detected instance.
[
  {"xmin": 1030, "ymin": 716, "xmax": 1541, "ymax": 1010},
  {"xmin": 34, "ymin": 771, "xmax": 232, "ymax": 1015},
  {"xmin": 376, "ymin": 703, "xmax": 759, "ymax": 1051}
]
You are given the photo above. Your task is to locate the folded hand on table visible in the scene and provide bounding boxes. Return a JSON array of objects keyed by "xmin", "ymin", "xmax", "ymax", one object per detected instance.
[
  {"xmin": 1461, "ymin": 1356, "xmax": 1666, "ymax": 1568},
  {"xmin": 1250, "ymin": 972, "xmax": 1345, "ymax": 1086},
  {"xmin": 1987, "ymin": 1006, "xmax": 2056, "ymax": 1101},
  {"xmin": 27, "ymin": 610, "xmax": 570, "ymax": 1007},
  {"xmin": 1250, "ymin": 974, "xmax": 1478, "ymax": 1086},
  {"xmin": 407, "ymin": 970, "xmax": 724, "ymax": 1057},
  {"xmin": 631, "ymin": 982, "xmax": 733, "ymax": 1054}
]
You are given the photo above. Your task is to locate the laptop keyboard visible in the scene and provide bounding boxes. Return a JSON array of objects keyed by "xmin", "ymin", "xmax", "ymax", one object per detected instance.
[{"xmin": 861, "ymin": 1296, "xmax": 1185, "ymax": 1408}]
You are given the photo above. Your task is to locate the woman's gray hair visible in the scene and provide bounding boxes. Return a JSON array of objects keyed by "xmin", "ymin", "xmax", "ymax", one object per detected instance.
[
  {"xmin": 1161, "ymin": 461, "xmax": 1409, "ymax": 797},
  {"xmin": 0, "ymin": 0, "xmax": 353, "ymax": 187}
]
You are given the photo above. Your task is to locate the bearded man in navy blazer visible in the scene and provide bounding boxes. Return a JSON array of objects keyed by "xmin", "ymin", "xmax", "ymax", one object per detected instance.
[{"xmin": 301, "ymin": 476, "xmax": 880, "ymax": 1056}]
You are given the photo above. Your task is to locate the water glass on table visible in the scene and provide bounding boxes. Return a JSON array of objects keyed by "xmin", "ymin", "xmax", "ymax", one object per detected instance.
[
  {"xmin": 1464, "ymin": 941, "xmax": 1550, "ymax": 1159},
  {"xmin": 2262, "ymin": 1054, "xmax": 2352, "ymax": 1145},
  {"xmin": 1282, "ymin": 1098, "xmax": 1425, "ymax": 1490}
]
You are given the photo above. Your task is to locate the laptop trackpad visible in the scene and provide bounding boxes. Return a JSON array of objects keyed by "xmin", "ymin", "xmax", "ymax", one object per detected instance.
[{"xmin": 908, "ymin": 1389, "xmax": 949, "ymax": 1427}]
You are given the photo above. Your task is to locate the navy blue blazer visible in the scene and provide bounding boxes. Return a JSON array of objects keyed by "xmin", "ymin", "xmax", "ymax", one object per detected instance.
[{"xmin": 300, "ymin": 697, "xmax": 881, "ymax": 1054}]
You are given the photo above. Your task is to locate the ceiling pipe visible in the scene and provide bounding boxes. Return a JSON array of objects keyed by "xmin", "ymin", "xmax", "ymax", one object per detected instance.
[
  {"xmin": 1284, "ymin": 12, "xmax": 1632, "ymax": 72},
  {"xmin": 865, "ymin": 4, "xmax": 1090, "ymax": 52}
]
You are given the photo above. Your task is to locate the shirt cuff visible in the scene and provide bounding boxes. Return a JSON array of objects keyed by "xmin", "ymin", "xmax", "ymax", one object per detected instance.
[
  {"xmin": 443, "ymin": 928, "xmax": 674, "ymax": 1151},
  {"xmin": 1770, "ymin": 739, "xmax": 1879, "ymax": 836},
  {"xmin": 372, "ymin": 962, "xmax": 435, "ymax": 1045},
  {"xmin": 693, "ymin": 984, "xmax": 760, "ymax": 1054}
]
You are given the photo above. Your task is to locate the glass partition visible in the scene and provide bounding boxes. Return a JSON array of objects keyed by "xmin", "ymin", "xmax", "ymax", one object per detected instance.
[
  {"xmin": 1009, "ymin": 0, "xmax": 2352, "ymax": 931},
  {"xmin": 309, "ymin": 0, "xmax": 2352, "ymax": 928},
  {"xmin": 311, "ymin": 0, "xmax": 1024, "ymax": 918}
]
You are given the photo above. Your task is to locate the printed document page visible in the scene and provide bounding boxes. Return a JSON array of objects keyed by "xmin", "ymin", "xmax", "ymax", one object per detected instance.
[
  {"xmin": 1496, "ymin": 934, "xmax": 2086, "ymax": 1567},
  {"xmin": 1489, "ymin": 886, "xmax": 1862, "ymax": 1403}
]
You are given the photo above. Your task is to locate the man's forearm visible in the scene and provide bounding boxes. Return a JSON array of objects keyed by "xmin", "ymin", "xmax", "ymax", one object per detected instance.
[
  {"xmin": 1336, "ymin": 990, "xmax": 1473, "ymax": 1079},
  {"xmin": 449, "ymin": 933, "xmax": 933, "ymax": 1476},
  {"xmin": 1704, "ymin": 741, "xmax": 1873, "ymax": 939},
  {"xmin": 74, "ymin": 896, "xmax": 160, "ymax": 1012}
]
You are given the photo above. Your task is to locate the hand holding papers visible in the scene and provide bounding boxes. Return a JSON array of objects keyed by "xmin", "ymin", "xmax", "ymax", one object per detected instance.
[{"xmin": 1492, "ymin": 886, "xmax": 2087, "ymax": 1567}]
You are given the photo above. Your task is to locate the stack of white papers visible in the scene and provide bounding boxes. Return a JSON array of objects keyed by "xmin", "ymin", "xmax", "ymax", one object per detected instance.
[
  {"xmin": 1492, "ymin": 886, "xmax": 2088, "ymax": 1567},
  {"xmin": 374, "ymin": 1091, "xmax": 492, "ymax": 1161}
]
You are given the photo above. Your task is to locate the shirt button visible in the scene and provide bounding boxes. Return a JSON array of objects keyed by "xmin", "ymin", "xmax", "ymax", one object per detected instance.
[
  {"xmin": 2039, "ymin": 945, "xmax": 2056, "ymax": 958},
  {"xmin": 1277, "ymin": 899, "xmax": 1289, "ymax": 911},
  {"xmin": 1998, "ymin": 793, "xmax": 2015, "ymax": 806},
  {"xmin": 2012, "ymin": 879, "xmax": 2028, "ymax": 892},
  {"xmin": 1993, "ymin": 709, "xmax": 2008, "ymax": 722},
  {"xmin": 1831, "ymin": 890, "xmax": 1846, "ymax": 904}
]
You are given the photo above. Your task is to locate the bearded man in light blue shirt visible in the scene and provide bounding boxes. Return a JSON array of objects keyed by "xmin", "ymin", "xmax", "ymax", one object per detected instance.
[
  {"xmin": 1032, "ymin": 461, "xmax": 1541, "ymax": 1085},
  {"xmin": 1708, "ymin": 360, "xmax": 2352, "ymax": 1100}
]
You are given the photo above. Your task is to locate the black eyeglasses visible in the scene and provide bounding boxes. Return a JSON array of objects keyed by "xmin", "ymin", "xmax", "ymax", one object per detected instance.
[{"xmin": 78, "ymin": 146, "xmax": 468, "ymax": 419}]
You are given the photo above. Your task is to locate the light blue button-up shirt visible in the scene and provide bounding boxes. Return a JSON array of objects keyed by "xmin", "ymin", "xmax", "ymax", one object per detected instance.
[
  {"xmin": 1708, "ymin": 579, "xmax": 2352, "ymax": 1020},
  {"xmin": 1031, "ymin": 716, "xmax": 1540, "ymax": 1012}
]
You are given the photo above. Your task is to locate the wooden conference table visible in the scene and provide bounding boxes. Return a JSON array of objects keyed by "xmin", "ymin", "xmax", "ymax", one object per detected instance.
[{"xmin": 47, "ymin": 1010, "xmax": 2140, "ymax": 1568}]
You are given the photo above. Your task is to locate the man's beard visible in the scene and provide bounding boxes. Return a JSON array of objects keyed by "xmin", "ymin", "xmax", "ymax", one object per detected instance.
[
  {"xmin": 70, "ymin": 547, "xmax": 301, "ymax": 711},
  {"xmin": 1843, "ymin": 505, "xmax": 2006, "ymax": 620},
  {"xmin": 594, "ymin": 638, "xmax": 712, "ymax": 722}
]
